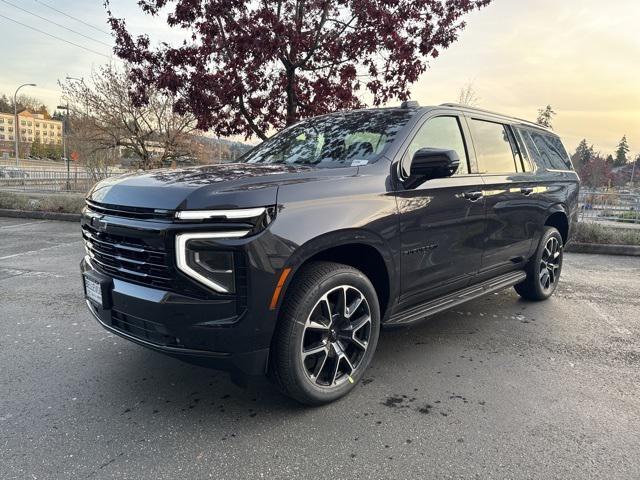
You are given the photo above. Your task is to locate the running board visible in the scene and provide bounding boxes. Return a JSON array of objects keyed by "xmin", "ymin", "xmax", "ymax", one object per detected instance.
[{"xmin": 386, "ymin": 270, "xmax": 527, "ymax": 325}]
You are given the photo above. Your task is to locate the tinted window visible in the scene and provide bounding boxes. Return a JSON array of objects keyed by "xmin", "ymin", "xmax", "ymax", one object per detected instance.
[
  {"xmin": 404, "ymin": 116, "xmax": 469, "ymax": 176},
  {"xmin": 240, "ymin": 110, "xmax": 414, "ymax": 169},
  {"xmin": 470, "ymin": 120, "xmax": 518, "ymax": 173},
  {"xmin": 518, "ymin": 128, "xmax": 573, "ymax": 170}
]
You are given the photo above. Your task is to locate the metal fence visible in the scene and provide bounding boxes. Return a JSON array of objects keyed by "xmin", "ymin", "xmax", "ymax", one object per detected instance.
[
  {"xmin": 0, "ymin": 164, "xmax": 125, "ymax": 193},
  {"xmin": 0, "ymin": 157, "xmax": 68, "ymax": 169},
  {"xmin": 3, "ymin": 164, "xmax": 639, "ymax": 223},
  {"xmin": 579, "ymin": 191, "xmax": 640, "ymax": 225}
]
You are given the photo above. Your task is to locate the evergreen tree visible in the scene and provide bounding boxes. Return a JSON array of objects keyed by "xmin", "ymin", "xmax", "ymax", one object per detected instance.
[
  {"xmin": 605, "ymin": 154, "xmax": 614, "ymax": 165},
  {"xmin": 0, "ymin": 94, "xmax": 11, "ymax": 113},
  {"xmin": 37, "ymin": 105, "xmax": 51, "ymax": 119},
  {"xmin": 613, "ymin": 135, "xmax": 630, "ymax": 167},
  {"xmin": 30, "ymin": 137, "xmax": 46, "ymax": 158},
  {"xmin": 571, "ymin": 139, "xmax": 594, "ymax": 170},
  {"xmin": 536, "ymin": 105, "xmax": 556, "ymax": 129},
  {"xmin": 47, "ymin": 144, "xmax": 63, "ymax": 161}
]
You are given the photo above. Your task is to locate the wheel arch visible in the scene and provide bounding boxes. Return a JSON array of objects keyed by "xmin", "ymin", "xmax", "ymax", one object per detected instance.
[
  {"xmin": 276, "ymin": 230, "xmax": 397, "ymax": 321},
  {"xmin": 544, "ymin": 205, "xmax": 570, "ymax": 244}
]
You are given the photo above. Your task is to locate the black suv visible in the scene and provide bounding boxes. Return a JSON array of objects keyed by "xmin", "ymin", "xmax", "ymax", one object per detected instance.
[{"xmin": 81, "ymin": 103, "xmax": 579, "ymax": 405}]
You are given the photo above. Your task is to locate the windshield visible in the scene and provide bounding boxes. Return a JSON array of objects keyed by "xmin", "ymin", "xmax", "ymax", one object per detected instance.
[{"xmin": 239, "ymin": 110, "xmax": 414, "ymax": 168}]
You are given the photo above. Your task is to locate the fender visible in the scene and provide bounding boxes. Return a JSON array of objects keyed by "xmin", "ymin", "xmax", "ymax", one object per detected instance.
[
  {"xmin": 543, "ymin": 203, "xmax": 574, "ymax": 244},
  {"xmin": 274, "ymin": 228, "xmax": 400, "ymax": 318},
  {"xmin": 545, "ymin": 202, "xmax": 568, "ymax": 217}
]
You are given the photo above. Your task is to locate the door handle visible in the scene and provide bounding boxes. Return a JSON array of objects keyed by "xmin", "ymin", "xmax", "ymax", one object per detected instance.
[
  {"xmin": 520, "ymin": 187, "xmax": 534, "ymax": 196},
  {"xmin": 463, "ymin": 191, "xmax": 483, "ymax": 202}
]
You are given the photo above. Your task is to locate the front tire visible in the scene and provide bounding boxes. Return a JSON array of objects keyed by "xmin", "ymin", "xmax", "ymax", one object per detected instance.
[
  {"xmin": 515, "ymin": 226, "xmax": 564, "ymax": 301},
  {"xmin": 271, "ymin": 262, "xmax": 380, "ymax": 405}
]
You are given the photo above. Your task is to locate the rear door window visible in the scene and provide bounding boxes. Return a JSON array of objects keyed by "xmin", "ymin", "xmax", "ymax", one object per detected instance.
[
  {"xmin": 469, "ymin": 119, "xmax": 519, "ymax": 174},
  {"xmin": 518, "ymin": 128, "xmax": 573, "ymax": 170}
]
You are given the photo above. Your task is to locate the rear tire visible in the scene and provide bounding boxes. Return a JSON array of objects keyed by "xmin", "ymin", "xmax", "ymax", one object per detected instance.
[
  {"xmin": 515, "ymin": 226, "xmax": 563, "ymax": 301},
  {"xmin": 270, "ymin": 261, "xmax": 380, "ymax": 406}
]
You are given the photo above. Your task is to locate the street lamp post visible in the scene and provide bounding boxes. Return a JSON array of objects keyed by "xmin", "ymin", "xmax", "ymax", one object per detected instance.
[
  {"xmin": 13, "ymin": 83, "xmax": 37, "ymax": 167},
  {"xmin": 61, "ymin": 77, "xmax": 85, "ymax": 189},
  {"xmin": 57, "ymin": 103, "xmax": 70, "ymax": 190}
]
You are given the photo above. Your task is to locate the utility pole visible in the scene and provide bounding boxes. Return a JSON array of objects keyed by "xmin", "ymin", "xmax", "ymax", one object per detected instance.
[{"xmin": 13, "ymin": 83, "xmax": 37, "ymax": 167}]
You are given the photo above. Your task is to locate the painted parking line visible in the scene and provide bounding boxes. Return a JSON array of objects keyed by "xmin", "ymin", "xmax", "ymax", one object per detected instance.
[
  {"xmin": 0, "ymin": 266, "xmax": 65, "ymax": 281},
  {"xmin": 0, "ymin": 240, "xmax": 83, "ymax": 261},
  {"xmin": 0, "ymin": 221, "xmax": 44, "ymax": 229}
]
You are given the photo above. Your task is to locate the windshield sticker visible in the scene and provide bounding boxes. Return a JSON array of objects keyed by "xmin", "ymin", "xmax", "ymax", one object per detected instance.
[{"xmin": 351, "ymin": 159, "xmax": 369, "ymax": 167}]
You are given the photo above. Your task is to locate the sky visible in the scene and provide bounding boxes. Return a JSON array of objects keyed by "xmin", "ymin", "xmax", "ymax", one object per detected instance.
[{"xmin": 0, "ymin": 0, "xmax": 638, "ymax": 155}]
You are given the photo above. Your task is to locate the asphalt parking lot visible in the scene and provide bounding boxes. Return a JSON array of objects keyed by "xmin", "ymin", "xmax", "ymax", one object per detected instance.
[{"xmin": 1, "ymin": 217, "xmax": 639, "ymax": 479}]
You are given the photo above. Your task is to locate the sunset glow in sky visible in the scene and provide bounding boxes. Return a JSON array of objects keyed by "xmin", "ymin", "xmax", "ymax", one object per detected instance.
[{"xmin": 1, "ymin": 0, "xmax": 638, "ymax": 156}]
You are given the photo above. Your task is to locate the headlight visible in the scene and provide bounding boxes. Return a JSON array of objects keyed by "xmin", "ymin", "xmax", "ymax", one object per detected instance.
[
  {"xmin": 175, "ymin": 231, "xmax": 248, "ymax": 293},
  {"xmin": 175, "ymin": 207, "xmax": 266, "ymax": 221}
]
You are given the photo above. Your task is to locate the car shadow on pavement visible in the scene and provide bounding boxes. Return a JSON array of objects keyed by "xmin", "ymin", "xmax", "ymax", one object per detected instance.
[{"xmin": 87, "ymin": 293, "xmax": 537, "ymax": 418}]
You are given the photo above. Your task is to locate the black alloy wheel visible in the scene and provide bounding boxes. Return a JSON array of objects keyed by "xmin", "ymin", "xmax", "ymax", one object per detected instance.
[{"xmin": 270, "ymin": 262, "xmax": 380, "ymax": 405}]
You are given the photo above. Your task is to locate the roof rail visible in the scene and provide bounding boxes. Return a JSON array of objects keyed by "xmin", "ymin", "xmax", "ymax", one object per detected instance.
[
  {"xmin": 440, "ymin": 103, "xmax": 503, "ymax": 116},
  {"xmin": 439, "ymin": 103, "xmax": 547, "ymax": 130}
]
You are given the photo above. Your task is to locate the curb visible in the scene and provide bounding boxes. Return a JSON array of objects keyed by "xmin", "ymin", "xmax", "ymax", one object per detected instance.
[
  {"xmin": 0, "ymin": 208, "xmax": 81, "ymax": 222},
  {"xmin": 566, "ymin": 242, "xmax": 640, "ymax": 256}
]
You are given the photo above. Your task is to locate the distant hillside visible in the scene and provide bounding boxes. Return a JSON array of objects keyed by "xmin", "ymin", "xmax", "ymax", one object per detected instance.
[{"xmin": 190, "ymin": 135, "xmax": 254, "ymax": 164}]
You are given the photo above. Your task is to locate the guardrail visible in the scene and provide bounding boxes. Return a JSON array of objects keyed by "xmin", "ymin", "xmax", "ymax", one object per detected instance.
[{"xmin": 579, "ymin": 191, "xmax": 640, "ymax": 224}]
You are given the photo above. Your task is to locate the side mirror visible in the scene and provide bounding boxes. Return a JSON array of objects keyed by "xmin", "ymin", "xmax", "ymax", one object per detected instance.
[{"xmin": 410, "ymin": 148, "xmax": 460, "ymax": 180}]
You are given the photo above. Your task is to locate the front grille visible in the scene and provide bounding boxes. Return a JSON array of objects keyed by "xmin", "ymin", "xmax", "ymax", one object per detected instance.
[
  {"xmin": 111, "ymin": 309, "xmax": 181, "ymax": 347},
  {"xmin": 86, "ymin": 199, "xmax": 175, "ymax": 220},
  {"xmin": 82, "ymin": 223, "xmax": 171, "ymax": 289},
  {"xmin": 82, "ymin": 202, "xmax": 251, "ymax": 308}
]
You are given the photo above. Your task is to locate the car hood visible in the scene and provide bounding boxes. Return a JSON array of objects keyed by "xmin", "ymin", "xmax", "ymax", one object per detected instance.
[{"xmin": 87, "ymin": 163, "xmax": 357, "ymax": 210}]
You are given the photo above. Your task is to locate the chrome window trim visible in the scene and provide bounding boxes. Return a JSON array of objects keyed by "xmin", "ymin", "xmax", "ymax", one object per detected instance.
[
  {"xmin": 175, "ymin": 231, "xmax": 249, "ymax": 293},
  {"xmin": 175, "ymin": 207, "xmax": 266, "ymax": 221}
]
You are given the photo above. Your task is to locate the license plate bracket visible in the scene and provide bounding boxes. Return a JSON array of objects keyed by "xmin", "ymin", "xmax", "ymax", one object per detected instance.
[{"xmin": 83, "ymin": 270, "xmax": 112, "ymax": 309}]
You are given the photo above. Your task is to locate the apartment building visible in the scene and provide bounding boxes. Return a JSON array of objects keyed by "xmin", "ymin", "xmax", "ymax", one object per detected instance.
[{"xmin": 0, "ymin": 110, "xmax": 63, "ymax": 145}]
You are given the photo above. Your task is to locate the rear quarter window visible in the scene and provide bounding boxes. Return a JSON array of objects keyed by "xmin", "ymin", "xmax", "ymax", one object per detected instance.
[{"xmin": 518, "ymin": 128, "xmax": 573, "ymax": 171}]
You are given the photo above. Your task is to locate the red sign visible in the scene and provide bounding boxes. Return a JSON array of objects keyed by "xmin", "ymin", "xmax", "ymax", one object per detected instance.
[{"xmin": 70, "ymin": 151, "xmax": 80, "ymax": 162}]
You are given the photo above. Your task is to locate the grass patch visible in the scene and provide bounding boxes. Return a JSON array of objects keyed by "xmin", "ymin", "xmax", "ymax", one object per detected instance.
[
  {"xmin": 0, "ymin": 190, "xmax": 85, "ymax": 214},
  {"xmin": 573, "ymin": 221, "xmax": 640, "ymax": 246},
  {"xmin": 614, "ymin": 211, "xmax": 640, "ymax": 223}
]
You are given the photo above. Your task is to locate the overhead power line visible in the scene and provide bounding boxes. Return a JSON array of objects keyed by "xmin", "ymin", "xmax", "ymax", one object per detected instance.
[
  {"xmin": 0, "ymin": 13, "xmax": 113, "ymax": 59},
  {"xmin": 0, "ymin": 0, "xmax": 112, "ymax": 48},
  {"xmin": 34, "ymin": 0, "xmax": 112, "ymax": 37}
]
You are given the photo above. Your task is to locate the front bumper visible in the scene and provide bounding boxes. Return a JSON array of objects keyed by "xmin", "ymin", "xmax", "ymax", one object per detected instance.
[{"xmin": 81, "ymin": 257, "xmax": 271, "ymax": 375}]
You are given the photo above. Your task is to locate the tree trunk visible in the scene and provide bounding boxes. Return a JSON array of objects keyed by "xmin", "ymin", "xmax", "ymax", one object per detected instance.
[
  {"xmin": 285, "ymin": 66, "xmax": 297, "ymax": 126},
  {"xmin": 238, "ymin": 94, "xmax": 268, "ymax": 141}
]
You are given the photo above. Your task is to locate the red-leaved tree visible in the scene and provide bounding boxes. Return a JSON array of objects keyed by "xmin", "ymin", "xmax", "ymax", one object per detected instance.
[
  {"xmin": 579, "ymin": 155, "xmax": 613, "ymax": 188},
  {"xmin": 106, "ymin": 0, "xmax": 491, "ymax": 140}
]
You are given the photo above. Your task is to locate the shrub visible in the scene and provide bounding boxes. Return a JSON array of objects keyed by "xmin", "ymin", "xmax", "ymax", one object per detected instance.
[
  {"xmin": 0, "ymin": 191, "xmax": 85, "ymax": 214},
  {"xmin": 573, "ymin": 221, "xmax": 640, "ymax": 246}
]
